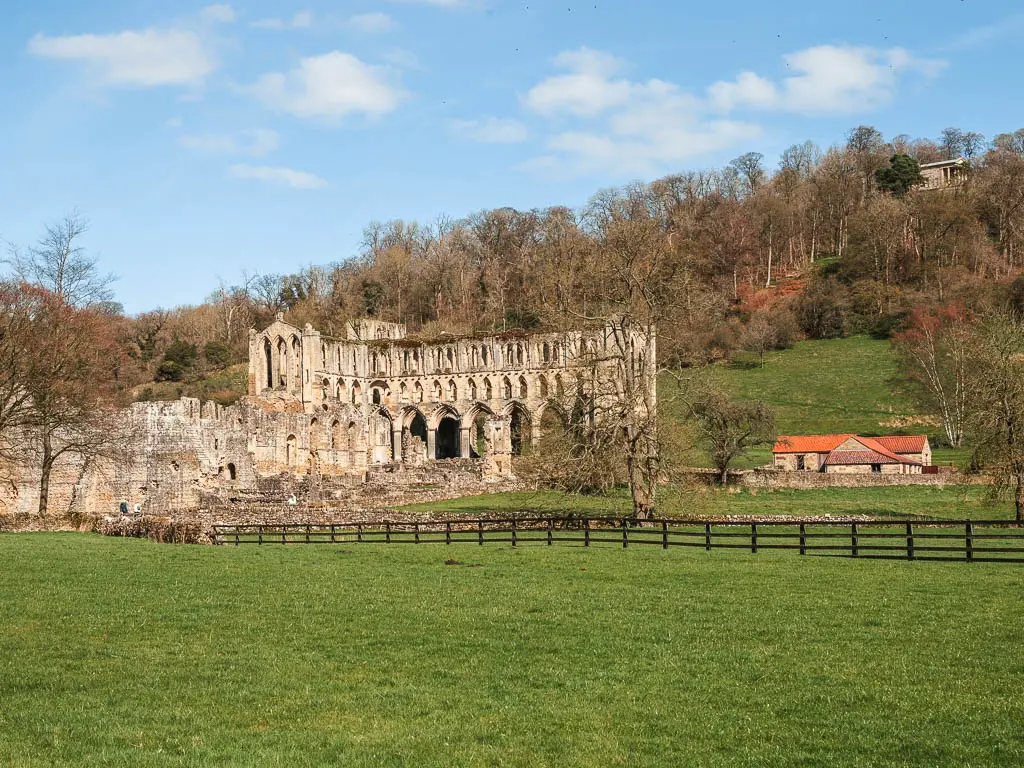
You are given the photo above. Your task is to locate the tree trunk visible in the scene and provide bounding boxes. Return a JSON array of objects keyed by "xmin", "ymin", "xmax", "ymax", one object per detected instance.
[
  {"xmin": 720, "ymin": 464, "xmax": 729, "ymax": 486},
  {"xmin": 1016, "ymin": 470, "xmax": 1024, "ymax": 527},
  {"xmin": 38, "ymin": 431, "xmax": 53, "ymax": 518}
]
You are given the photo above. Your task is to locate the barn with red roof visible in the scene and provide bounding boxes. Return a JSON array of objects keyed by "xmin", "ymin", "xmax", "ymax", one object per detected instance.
[{"xmin": 772, "ymin": 434, "xmax": 931, "ymax": 474}]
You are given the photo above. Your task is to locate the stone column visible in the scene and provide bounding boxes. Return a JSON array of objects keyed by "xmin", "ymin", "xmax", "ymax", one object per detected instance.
[
  {"xmin": 427, "ymin": 428, "xmax": 437, "ymax": 461},
  {"xmin": 460, "ymin": 427, "xmax": 472, "ymax": 459},
  {"xmin": 531, "ymin": 421, "xmax": 542, "ymax": 449},
  {"xmin": 392, "ymin": 427, "xmax": 403, "ymax": 463}
]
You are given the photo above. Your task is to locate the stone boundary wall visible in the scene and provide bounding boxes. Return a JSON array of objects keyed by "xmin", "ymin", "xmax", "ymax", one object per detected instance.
[{"xmin": 685, "ymin": 468, "xmax": 991, "ymax": 489}]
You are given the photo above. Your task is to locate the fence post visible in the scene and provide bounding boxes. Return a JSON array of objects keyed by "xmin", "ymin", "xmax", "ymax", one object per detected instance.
[
  {"xmin": 851, "ymin": 522, "xmax": 859, "ymax": 558},
  {"xmin": 585, "ymin": 519, "xmax": 591, "ymax": 548},
  {"xmin": 751, "ymin": 523, "xmax": 758, "ymax": 554},
  {"xmin": 414, "ymin": 522, "xmax": 420, "ymax": 545},
  {"xmin": 330, "ymin": 524, "xmax": 336, "ymax": 544},
  {"xmin": 547, "ymin": 519, "xmax": 553, "ymax": 546},
  {"xmin": 385, "ymin": 520, "xmax": 391, "ymax": 544},
  {"xmin": 478, "ymin": 520, "xmax": 484, "ymax": 546},
  {"xmin": 799, "ymin": 523, "xmax": 806, "ymax": 556},
  {"xmin": 662, "ymin": 520, "xmax": 668, "ymax": 550},
  {"xmin": 234, "ymin": 528, "xmax": 240, "ymax": 547},
  {"xmin": 906, "ymin": 522, "xmax": 915, "ymax": 560},
  {"xmin": 966, "ymin": 521, "xmax": 974, "ymax": 563},
  {"xmin": 357, "ymin": 524, "xmax": 363, "ymax": 543},
  {"xmin": 512, "ymin": 518, "xmax": 517, "ymax": 547},
  {"xmin": 705, "ymin": 522, "xmax": 712, "ymax": 552},
  {"xmin": 281, "ymin": 526, "xmax": 286, "ymax": 545},
  {"xmin": 446, "ymin": 521, "xmax": 452, "ymax": 546},
  {"xmin": 305, "ymin": 524, "xmax": 311, "ymax": 545},
  {"xmin": 258, "ymin": 527, "xmax": 263, "ymax": 546},
  {"xmin": 622, "ymin": 519, "xmax": 629, "ymax": 549}
]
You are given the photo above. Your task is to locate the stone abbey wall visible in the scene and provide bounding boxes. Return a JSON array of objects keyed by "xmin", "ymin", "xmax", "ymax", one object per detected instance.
[{"xmin": 0, "ymin": 317, "xmax": 653, "ymax": 524}]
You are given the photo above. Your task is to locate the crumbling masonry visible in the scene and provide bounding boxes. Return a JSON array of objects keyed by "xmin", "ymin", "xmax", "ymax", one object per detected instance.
[{"xmin": 0, "ymin": 317, "xmax": 655, "ymax": 522}]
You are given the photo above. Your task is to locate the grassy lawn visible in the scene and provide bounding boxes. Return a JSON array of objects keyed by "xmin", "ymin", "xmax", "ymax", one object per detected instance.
[
  {"xmin": 2, "ymin": 534, "xmax": 1023, "ymax": 767},
  {"xmin": 402, "ymin": 485, "xmax": 1015, "ymax": 521},
  {"xmin": 662, "ymin": 336, "xmax": 969, "ymax": 469}
]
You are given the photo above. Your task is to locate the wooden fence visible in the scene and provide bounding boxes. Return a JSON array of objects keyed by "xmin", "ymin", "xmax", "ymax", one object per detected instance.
[{"xmin": 211, "ymin": 518, "xmax": 1024, "ymax": 563}]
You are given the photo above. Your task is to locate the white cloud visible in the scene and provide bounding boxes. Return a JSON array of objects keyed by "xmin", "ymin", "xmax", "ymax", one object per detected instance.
[
  {"xmin": 252, "ymin": 11, "xmax": 313, "ymax": 30},
  {"xmin": 451, "ymin": 117, "xmax": 528, "ymax": 144},
  {"xmin": 28, "ymin": 28, "xmax": 216, "ymax": 87},
  {"xmin": 348, "ymin": 13, "xmax": 396, "ymax": 33},
  {"xmin": 524, "ymin": 47, "xmax": 636, "ymax": 117},
  {"xmin": 178, "ymin": 129, "xmax": 279, "ymax": 156},
  {"xmin": 246, "ymin": 51, "xmax": 404, "ymax": 121},
  {"xmin": 200, "ymin": 4, "xmax": 236, "ymax": 23},
  {"xmin": 708, "ymin": 45, "xmax": 945, "ymax": 115},
  {"xmin": 229, "ymin": 164, "xmax": 327, "ymax": 189},
  {"xmin": 381, "ymin": 48, "xmax": 421, "ymax": 70}
]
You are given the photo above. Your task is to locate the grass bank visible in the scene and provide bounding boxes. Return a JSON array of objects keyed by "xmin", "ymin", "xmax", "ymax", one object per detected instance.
[{"xmin": 2, "ymin": 534, "xmax": 1021, "ymax": 766}]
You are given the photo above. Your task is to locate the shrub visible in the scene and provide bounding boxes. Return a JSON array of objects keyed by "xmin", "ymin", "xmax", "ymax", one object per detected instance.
[
  {"xmin": 155, "ymin": 360, "xmax": 184, "ymax": 382},
  {"xmin": 203, "ymin": 341, "xmax": 232, "ymax": 368}
]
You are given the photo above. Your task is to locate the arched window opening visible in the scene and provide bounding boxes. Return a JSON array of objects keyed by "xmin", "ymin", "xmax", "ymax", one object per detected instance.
[
  {"xmin": 516, "ymin": 344, "xmax": 524, "ymax": 366},
  {"xmin": 291, "ymin": 337, "xmax": 301, "ymax": 389},
  {"xmin": 372, "ymin": 388, "xmax": 382, "ymax": 406},
  {"xmin": 539, "ymin": 375, "xmax": 549, "ymax": 398},
  {"xmin": 481, "ymin": 346, "xmax": 489, "ymax": 366},
  {"xmin": 555, "ymin": 374, "xmax": 565, "ymax": 398},
  {"xmin": 446, "ymin": 348, "xmax": 454, "ymax": 370},
  {"xmin": 322, "ymin": 344, "xmax": 327, "ymax": 368},
  {"xmin": 227, "ymin": 463, "xmax": 237, "ymax": 481},
  {"xmin": 484, "ymin": 377, "xmax": 493, "ymax": 399},
  {"xmin": 351, "ymin": 382, "xmax": 361, "ymax": 405},
  {"xmin": 435, "ymin": 416, "xmax": 460, "ymax": 460},
  {"xmin": 414, "ymin": 381, "xmax": 424, "ymax": 403},
  {"xmin": 519, "ymin": 376, "xmax": 528, "ymax": 399},
  {"xmin": 502, "ymin": 377, "xmax": 513, "ymax": 399},
  {"xmin": 286, "ymin": 434, "xmax": 297, "ymax": 465},
  {"xmin": 264, "ymin": 339, "xmax": 273, "ymax": 390},
  {"xmin": 471, "ymin": 413, "xmax": 489, "ymax": 458},
  {"xmin": 330, "ymin": 420, "xmax": 341, "ymax": 450},
  {"xmin": 509, "ymin": 407, "xmax": 529, "ymax": 457},
  {"xmin": 277, "ymin": 338, "xmax": 288, "ymax": 387},
  {"xmin": 400, "ymin": 382, "xmax": 409, "ymax": 402},
  {"xmin": 468, "ymin": 379, "xmax": 477, "ymax": 400},
  {"xmin": 310, "ymin": 418, "xmax": 322, "ymax": 449},
  {"xmin": 432, "ymin": 380, "xmax": 443, "ymax": 401},
  {"xmin": 448, "ymin": 379, "xmax": 458, "ymax": 402},
  {"xmin": 403, "ymin": 351, "xmax": 410, "ymax": 371},
  {"xmin": 405, "ymin": 412, "xmax": 428, "ymax": 462},
  {"xmin": 543, "ymin": 343, "xmax": 550, "ymax": 363},
  {"xmin": 337, "ymin": 380, "xmax": 346, "ymax": 401}
]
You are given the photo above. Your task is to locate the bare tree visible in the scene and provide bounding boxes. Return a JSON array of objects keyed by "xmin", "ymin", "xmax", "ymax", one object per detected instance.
[
  {"xmin": 968, "ymin": 313, "xmax": 1024, "ymax": 525},
  {"xmin": 687, "ymin": 387, "xmax": 775, "ymax": 485},
  {"xmin": 14, "ymin": 287, "xmax": 126, "ymax": 516},
  {"xmin": 741, "ymin": 312, "xmax": 778, "ymax": 368},
  {"xmin": 893, "ymin": 306, "xmax": 972, "ymax": 448},
  {"xmin": 10, "ymin": 213, "xmax": 116, "ymax": 307}
]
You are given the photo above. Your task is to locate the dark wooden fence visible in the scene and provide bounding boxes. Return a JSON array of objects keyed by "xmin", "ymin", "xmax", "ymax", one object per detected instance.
[{"xmin": 211, "ymin": 518, "xmax": 1024, "ymax": 563}]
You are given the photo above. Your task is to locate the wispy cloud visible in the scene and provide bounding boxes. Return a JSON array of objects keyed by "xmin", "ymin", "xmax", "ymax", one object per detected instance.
[
  {"xmin": 451, "ymin": 117, "xmax": 528, "ymax": 144},
  {"xmin": 940, "ymin": 13, "xmax": 1024, "ymax": 52},
  {"xmin": 200, "ymin": 4, "xmax": 236, "ymax": 24},
  {"xmin": 178, "ymin": 129, "xmax": 279, "ymax": 156},
  {"xmin": 245, "ymin": 51, "xmax": 404, "ymax": 122},
  {"xmin": 347, "ymin": 13, "xmax": 396, "ymax": 33},
  {"xmin": 708, "ymin": 45, "xmax": 945, "ymax": 115},
  {"xmin": 251, "ymin": 11, "xmax": 313, "ymax": 30},
  {"xmin": 28, "ymin": 28, "xmax": 216, "ymax": 87},
  {"xmin": 229, "ymin": 163, "xmax": 327, "ymax": 189}
]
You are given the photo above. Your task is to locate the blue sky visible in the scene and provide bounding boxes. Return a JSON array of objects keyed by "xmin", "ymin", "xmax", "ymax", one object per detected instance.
[{"xmin": 1, "ymin": 0, "xmax": 1022, "ymax": 314}]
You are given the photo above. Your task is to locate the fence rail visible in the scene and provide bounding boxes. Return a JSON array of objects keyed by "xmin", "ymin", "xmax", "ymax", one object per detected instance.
[{"xmin": 210, "ymin": 518, "xmax": 1024, "ymax": 563}]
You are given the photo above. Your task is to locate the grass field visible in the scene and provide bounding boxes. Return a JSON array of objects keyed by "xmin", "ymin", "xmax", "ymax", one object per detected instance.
[
  {"xmin": 1, "ymin": 534, "xmax": 1022, "ymax": 767},
  {"xmin": 668, "ymin": 335, "xmax": 968, "ymax": 468},
  {"xmin": 403, "ymin": 485, "xmax": 1016, "ymax": 521}
]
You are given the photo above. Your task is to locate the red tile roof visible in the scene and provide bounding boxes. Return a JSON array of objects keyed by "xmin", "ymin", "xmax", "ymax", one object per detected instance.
[
  {"xmin": 774, "ymin": 434, "xmax": 925, "ymax": 466},
  {"xmin": 824, "ymin": 450, "xmax": 899, "ymax": 466},
  {"xmin": 872, "ymin": 435, "xmax": 928, "ymax": 454},
  {"xmin": 773, "ymin": 434, "xmax": 852, "ymax": 453}
]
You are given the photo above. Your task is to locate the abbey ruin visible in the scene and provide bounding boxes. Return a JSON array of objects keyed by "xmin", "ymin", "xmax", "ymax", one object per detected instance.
[{"xmin": 0, "ymin": 317, "xmax": 656, "ymax": 522}]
